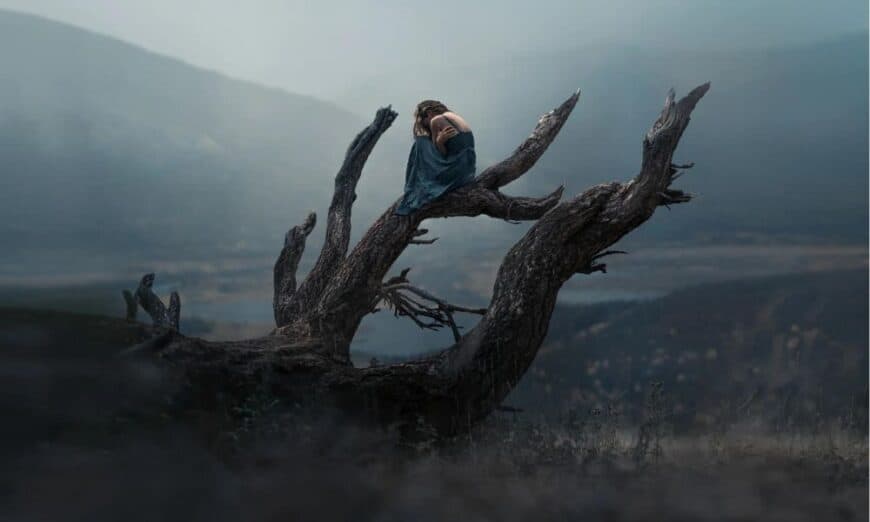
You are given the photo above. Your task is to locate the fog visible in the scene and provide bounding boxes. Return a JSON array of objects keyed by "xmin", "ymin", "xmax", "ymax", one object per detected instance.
[
  {"xmin": 0, "ymin": 7, "xmax": 867, "ymax": 519},
  {"xmin": 0, "ymin": 3, "xmax": 866, "ymax": 355},
  {"xmin": 1, "ymin": 0, "xmax": 867, "ymax": 98}
]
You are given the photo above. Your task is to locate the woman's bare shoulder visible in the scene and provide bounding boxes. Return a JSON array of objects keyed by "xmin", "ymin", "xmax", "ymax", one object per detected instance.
[{"xmin": 436, "ymin": 112, "xmax": 471, "ymax": 132}]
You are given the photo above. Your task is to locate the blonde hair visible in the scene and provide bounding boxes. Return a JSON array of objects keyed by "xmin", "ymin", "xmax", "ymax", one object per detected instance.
[{"xmin": 413, "ymin": 99, "xmax": 449, "ymax": 136}]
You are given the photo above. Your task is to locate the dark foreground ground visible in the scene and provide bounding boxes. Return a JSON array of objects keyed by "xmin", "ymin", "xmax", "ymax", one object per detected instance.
[
  {"xmin": 3, "ymin": 423, "xmax": 867, "ymax": 522},
  {"xmin": 2, "ymin": 392, "xmax": 866, "ymax": 521},
  {"xmin": 0, "ymin": 270, "xmax": 867, "ymax": 521}
]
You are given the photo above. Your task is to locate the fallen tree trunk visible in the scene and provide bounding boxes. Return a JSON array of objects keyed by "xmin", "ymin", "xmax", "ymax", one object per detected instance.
[{"xmin": 125, "ymin": 83, "xmax": 711, "ymax": 437}]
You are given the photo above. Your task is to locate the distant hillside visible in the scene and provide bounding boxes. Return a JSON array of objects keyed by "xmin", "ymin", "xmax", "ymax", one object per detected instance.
[
  {"xmin": 509, "ymin": 269, "xmax": 868, "ymax": 428},
  {"xmin": 0, "ymin": 10, "xmax": 362, "ymax": 265},
  {"xmin": 1, "ymin": 268, "xmax": 866, "ymax": 429}
]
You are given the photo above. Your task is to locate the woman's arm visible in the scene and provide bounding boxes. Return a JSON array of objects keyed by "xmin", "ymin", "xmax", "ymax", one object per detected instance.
[
  {"xmin": 430, "ymin": 115, "xmax": 458, "ymax": 155},
  {"xmin": 433, "ymin": 127, "xmax": 458, "ymax": 155}
]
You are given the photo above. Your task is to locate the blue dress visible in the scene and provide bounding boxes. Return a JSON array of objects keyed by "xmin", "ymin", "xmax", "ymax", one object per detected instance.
[{"xmin": 395, "ymin": 119, "xmax": 476, "ymax": 215}]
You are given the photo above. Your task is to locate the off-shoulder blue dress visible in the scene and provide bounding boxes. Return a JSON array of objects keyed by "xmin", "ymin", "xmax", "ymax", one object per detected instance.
[{"xmin": 395, "ymin": 119, "xmax": 476, "ymax": 215}]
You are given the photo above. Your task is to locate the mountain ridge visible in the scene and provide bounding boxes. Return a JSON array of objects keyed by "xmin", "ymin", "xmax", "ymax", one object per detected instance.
[
  {"xmin": 0, "ymin": 8, "xmax": 353, "ymax": 115},
  {"xmin": 0, "ymin": 8, "xmax": 366, "ymax": 267}
]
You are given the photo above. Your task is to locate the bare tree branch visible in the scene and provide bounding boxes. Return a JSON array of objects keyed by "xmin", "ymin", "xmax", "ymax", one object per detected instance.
[
  {"xmin": 168, "ymin": 291, "xmax": 181, "ymax": 331},
  {"xmin": 418, "ymin": 184, "xmax": 565, "ymax": 221},
  {"xmin": 475, "ymin": 89, "xmax": 581, "ymax": 189},
  {"xmin": 409, "ymin": 230, "xmax": 438, "ymax": 245},
  {"xmin": 125, "ymin": 273, "xmax": 180, "ymax": 330},
  {"xmin": 300, "ymin": 92, "xmax": 582, "ymax": 351},
  {"xmin": 280, "ymin": 106, "xmax": 398, "ymax": 325},
  {"xmin": 122, "ymin": 289, "xmax": 138, "ymax": 322},
  {"xmin": 340, "ymin": 84, "xmax": 712, "ymax": 433},
  {"xmin": 273, "ymin": 211, "xmax": 316, "ymax": 325},
  {"xmin": 577, "ymin": 249, "xmax": 628, "ymax": 275},
  {"xmin": 429, "ymin": 84, "xmax": 710, "ymax": 426},
  {"xmin": 376, "ymin": 269, "xmax": 486, "ymax": 341},
  {"xmin": 127, "ymin": 83, "xmax": 711, "ymax": 438}
]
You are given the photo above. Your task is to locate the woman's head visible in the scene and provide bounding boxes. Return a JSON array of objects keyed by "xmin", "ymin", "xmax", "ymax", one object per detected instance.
[{"xmin": 413, "ymin": 100, "xmax": 449, "ymax": 136}]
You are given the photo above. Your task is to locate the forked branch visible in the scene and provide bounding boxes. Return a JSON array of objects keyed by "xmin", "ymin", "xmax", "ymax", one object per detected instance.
[
  {"xmin": 125, "ymin": 83, "xmax": 711, "ymax": 438},
  {"xmin": 274, "ymin": 107, "xmax": 397, "ymax": 326},
  {"xmin": 344, "ymin": 84, "xmax": 711, "ymax": 433},
  {"xmin": 273, "ymin": 211, "xmax": 316, "ymax": 325},
  {"xmin": 377, "ymin": 268, "xmax": 486, "ymax": 341},
  {"xmin": 300, "ymin": 92, "xmax": 584, "ymax": 353},
  {"xmin": 123, "ymin": 273, "xmax": 180, "ymax": 330}
]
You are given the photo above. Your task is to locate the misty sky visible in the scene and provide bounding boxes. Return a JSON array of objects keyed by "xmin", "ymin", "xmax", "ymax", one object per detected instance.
[
  {"xmin": 0, "ymin": 0, "xmax": 866, "ymax": 351},
  {"xmin": 0, "ymin": 0, "xmax": 866, "ymax": 97}
]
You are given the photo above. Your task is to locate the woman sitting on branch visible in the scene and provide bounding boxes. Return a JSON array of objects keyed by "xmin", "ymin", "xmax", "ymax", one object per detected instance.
[{"xmin": 395, "ymin": 100, "xmax": 476, "ymax": 215}]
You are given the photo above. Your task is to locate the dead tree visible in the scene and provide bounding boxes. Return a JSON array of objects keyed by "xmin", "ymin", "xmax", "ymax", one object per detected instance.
[{"xmin": 125, "ymin": 84, "xmax": 711, "ymax": 436}]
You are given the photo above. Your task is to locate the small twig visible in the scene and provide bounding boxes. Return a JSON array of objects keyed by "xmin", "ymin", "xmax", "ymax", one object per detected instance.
[
  {"xmin": 578, "ymin": 263, "xmax": 608, "ymax": 274},
  {"xmin": 377, "ymin": 273, "xmax": 485, "ymax": 341},
  {"xmin": 578, "ymin": 250, "xmax": 628, "ymax": 275},
  {"xmin": 671, "ymin": 161, "xmax": 695, "ymax": 170},
  {"xmin": 503, "ymin": 197, "xmax": 521, "ymax": 225},
  {"xmin": 410, "ymin": 237, "xmax": 439, "ymax": 245},
  {"xmin": 658, "ymin": 189, "xmax": 692, "ymax": 207},
  {"xmin": 592, "ymin": 250, "xmax": 627, "ymax": 261}
]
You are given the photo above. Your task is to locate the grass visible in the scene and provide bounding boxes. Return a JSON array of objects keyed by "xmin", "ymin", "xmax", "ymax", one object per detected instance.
[{"xmin": 0, "ymin": 272, "xmax": 866, "ymax": 521}]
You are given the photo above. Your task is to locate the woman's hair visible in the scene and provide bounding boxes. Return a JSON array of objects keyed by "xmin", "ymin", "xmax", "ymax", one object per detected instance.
[{"xmin": 413, "ymin": 99, "xmax": 449, "ymax": 136}]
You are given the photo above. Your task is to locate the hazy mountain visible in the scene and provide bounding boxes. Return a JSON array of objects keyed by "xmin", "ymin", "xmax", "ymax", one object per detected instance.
[
  {"xmin": 337, "ymin": 33, "xmax": 869, "ymax": 245},
  {"xmin": 508, "ymin": 268, "xmax": 868, "ymax": 426},
  {"xmin": 2, "ymin": 268, "xmax": 865, "ymax": 429},
  {"xmin": 0, "ymin": 10, "xmax": 865, "ymax": 335},
  {"xmin": 0, "ymin": 10, "xmax": 363, "ymax": 271}
]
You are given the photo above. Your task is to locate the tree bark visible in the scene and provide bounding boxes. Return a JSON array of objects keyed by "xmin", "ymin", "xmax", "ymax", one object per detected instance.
[{"xmin": 125, "ymin": 83, "xmax": 711, "ymax": 437}]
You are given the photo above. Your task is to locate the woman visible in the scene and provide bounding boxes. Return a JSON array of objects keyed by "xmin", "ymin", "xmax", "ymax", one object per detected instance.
[{"xmin": 394, "ymin": 100, "xmax": 476, "ymax": 215}]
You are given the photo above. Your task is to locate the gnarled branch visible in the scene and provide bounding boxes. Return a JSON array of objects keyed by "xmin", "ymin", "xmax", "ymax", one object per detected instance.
[
  {"xmin": 475, "ymin": 90, "xmax": 580, "ymax": 189},
  {"xmin": 377, "ymin": 268, "xmax": 486, "ymax": 341},
  {"xmin": 295, "ymin": 92, "xmax": 582, "ymax": 353},
  {"xmin": 124, "ymin": 273, "xmax": 180, "ymax": 330},
  {"xmin": 333, "ymin": 84, "xmax": 712, "ymax": 433},
  {"xmin": 125, "ymin": 83, "xmax": 711, "ymax": 438},
  {"xmin": 577, "ymin": 249, "xmax": 627, "ymax": 275},
  {"xmin": 273, "ymin": 211, "xmax": 316, "ymax": 325},
  {"xmin": 276, "ymin": 106, "xmax": 397, "ymax": 326},
  {"xmin": 409, "ymin": 229, "xmax": 438, "ymax": 245}
]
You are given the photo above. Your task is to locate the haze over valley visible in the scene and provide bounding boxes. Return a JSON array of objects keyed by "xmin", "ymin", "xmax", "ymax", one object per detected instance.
[{"xmin": 0, "ymin": 6, "xmax": 865, "ymax": 355}]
